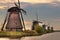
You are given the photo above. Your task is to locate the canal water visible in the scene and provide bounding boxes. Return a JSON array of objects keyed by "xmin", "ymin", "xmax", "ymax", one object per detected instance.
[{"xmin": 0, "ymin": 32, "xmax": 60, "ymax": 40}]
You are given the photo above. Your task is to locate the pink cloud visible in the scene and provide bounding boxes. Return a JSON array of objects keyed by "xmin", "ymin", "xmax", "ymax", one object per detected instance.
[{"xmin": 0, "ymin": 6, "xmax": 7, "ymax": 9}]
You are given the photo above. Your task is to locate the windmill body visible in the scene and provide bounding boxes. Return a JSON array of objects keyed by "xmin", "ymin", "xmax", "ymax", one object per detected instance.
[{"xmin": 6, "ymin": 7, "xmax": 23, "ymax": 31}]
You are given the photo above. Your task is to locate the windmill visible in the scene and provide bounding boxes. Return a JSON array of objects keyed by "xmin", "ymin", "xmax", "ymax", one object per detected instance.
[
  {"xmin": 1, "ymin": 0, "xmax": 26, "ymax": 31},
  {"xmin": 14, "ymin": 0, "xmax": 26, "ymax": 31}
]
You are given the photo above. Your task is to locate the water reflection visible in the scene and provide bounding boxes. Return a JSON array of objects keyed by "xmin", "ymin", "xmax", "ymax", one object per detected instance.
[
  {"xmin": 0, "ymin": 38, "xmax": 21, "ymax": 40},
  {"xmin": 10, "ymin": 38, "xmax": 20, "ymax": 40},
  {"xmin": 0, "ymin": 38, "xmax": 9, "ymax": 40}
]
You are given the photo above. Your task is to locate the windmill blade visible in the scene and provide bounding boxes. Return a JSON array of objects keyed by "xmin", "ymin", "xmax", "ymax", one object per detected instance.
[
  {"xmin": 20, "ymin": 11, "xmax": 26, "ymax": 30},
  {"xmin": 17, "ymin": 0, "xmax": 26, "ymax": 30},
  {"xmin": 14, "ymin": 2, "xmax": 18, "ymax": 7},
  {"xmin": 18, "ymin": 0, "xmax": 20, "ymax": 8},
  {"xmin": 1, "ymin": 13, "xmax": 8, "ymax": 31},
  {"xmin": 21, "ymin": 9, "xmax": 26, "ymax": 14}
]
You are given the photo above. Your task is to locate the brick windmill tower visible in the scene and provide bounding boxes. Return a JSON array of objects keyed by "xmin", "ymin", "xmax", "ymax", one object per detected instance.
[{"xmin": 1, "ymin": 0, "xmax": 26, "ymax": 31}]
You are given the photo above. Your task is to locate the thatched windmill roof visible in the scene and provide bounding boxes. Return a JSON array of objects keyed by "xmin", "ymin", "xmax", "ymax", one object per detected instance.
[{"xmin": 8, "ymin": 7, "xmax": 20, "ymax": 12}]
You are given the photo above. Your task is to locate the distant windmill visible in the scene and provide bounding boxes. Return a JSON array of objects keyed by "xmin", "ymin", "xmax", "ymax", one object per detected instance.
[{"xmin": 1, "ymin": 0, "xmax": 26, "ymax": 31}]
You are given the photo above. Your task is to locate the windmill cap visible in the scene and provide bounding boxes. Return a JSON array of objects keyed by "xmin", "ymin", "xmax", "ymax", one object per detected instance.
[
  {"xmin": 33, "ymin": 21, "xmax": 43, "ymax": 23},
  {"xmin": 8, "ymin": 7, "xmax": 20, "ymax": 12}
]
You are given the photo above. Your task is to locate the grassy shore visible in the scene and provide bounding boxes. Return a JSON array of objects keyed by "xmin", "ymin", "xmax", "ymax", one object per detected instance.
[
  {"xmin": 0, "ymin": 30, "xmax": 55, "ymax": 38},
  {"xmin": 0, "ymin": 30, "xmax": 39, "ymax": 38}
]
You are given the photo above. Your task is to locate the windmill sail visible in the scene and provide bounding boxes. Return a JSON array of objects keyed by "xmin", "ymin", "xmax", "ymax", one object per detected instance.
[
  {"xmin": 18, "ymin": 0, "xmax": 20, "ymax": 8},
  {"xmin": 17, "ymin": 0, "xmax": 26, "ymax": 30},
  {"xmin": 20, "ymin": 11, "xmax": 26, "ymax": 30},
  {"xmin": 14, "ymin": 2, "xmax": 18, "ymax": 7},
  {"xmin": 1, "ymin": 13, "xmax": 8, "ymax": 31}
]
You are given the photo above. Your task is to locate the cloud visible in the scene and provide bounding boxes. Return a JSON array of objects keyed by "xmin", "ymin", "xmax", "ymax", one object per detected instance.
[
  {"xmin": 0, "ymin": 0, "xmax": 8, "ymax": 3},
  {"xmin": 20, "ymin": 0, "xmax": 60, "ymax": 4},
  {"xmin": 0, "ymin": 6, "xmax": 7, "ymax": 9},
  {"xmin": 0, "ymin": 0, "xmax": 60, "ymax": 3},
  {"xmin": 52, "ymin": 18, "xmax": 60, "ymax": 22},
  {"xmin": 21, "ymin": 0, "xmax": 53, "ymax": 3},
  {"xmin": 0, "ymin": 0, "xmax": 60, "ymax": 7}
]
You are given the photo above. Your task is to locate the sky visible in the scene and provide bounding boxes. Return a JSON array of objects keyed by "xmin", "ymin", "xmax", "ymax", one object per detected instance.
[{"xmin": 0, "ymin": 0, "xmax": 60, "ymax": 30}]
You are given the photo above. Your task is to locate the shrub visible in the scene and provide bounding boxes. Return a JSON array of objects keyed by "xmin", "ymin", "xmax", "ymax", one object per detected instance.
[
  {"xmin": 34, "ymin": 24, "xmax": 45, "ymax": 35},
  {"xmin": 23, "ymin": 30, "xmax": 39, "ymax": 36}
]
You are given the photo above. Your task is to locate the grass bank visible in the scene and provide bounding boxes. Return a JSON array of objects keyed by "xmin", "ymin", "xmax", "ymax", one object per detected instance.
[{"xmin": 0, "ymin": 30, "xmax": 39, "ymax": 38}]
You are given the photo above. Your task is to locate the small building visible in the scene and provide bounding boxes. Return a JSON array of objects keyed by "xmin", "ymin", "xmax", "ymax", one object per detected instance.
[
  {"xmin": 32, "ymin": 21, "xmax": 39, "ymax": 30},
  {"xmin": 47, "ymin": 26, "xmax": 50, "ymax": 31},
  {"xmin": 51, "ymin": 27, "xmax": 54, "ymax": 31},
  {"xmin": 42, "ymin": 24, "xmax": 46, "ymax": 30}
]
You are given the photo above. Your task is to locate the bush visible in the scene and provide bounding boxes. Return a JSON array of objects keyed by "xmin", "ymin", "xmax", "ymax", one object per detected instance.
[
  {"xmin": 34, "ymin": 24, "xmax": 45, "ymax": 35},
  {"xmin": 23, "ymin": 30, "xmax": 39, "ymax": 36}
]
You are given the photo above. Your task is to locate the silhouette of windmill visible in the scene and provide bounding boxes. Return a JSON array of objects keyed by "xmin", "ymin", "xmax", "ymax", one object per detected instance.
[{"xmin": 1, "ymin": 0, "xmax": 26, "ymax": 31}]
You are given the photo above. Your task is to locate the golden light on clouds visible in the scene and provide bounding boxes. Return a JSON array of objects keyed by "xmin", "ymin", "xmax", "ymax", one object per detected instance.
[
  {"xmin": 57, "ymin": 0, "xmax": 60, "ymax": 1},
  {"xmin": 21, "ymin": 0, "xmax": 60, "ymax": 3},
  {"xmin": 0, "ymin": 0, "xmax": 8, "ymax": 3},
  {"xmin": 0, "ymin": 6, "xmax": 6, "ymax": 9},
  {"xmin": 21, "ymin": 0, "xmax": 54, "ymax": 3},
  {"xmin": 0, "ymin": 0, "xmax": 60, "ymax": 3}
]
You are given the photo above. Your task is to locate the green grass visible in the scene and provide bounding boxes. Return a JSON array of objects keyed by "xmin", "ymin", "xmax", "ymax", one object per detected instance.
[
  {"xmin": 0, "ymin": 30, "xmax": 39, "ymax": 38},
  {"xmin": 0, "ymin": 30, "xmax": 54, "ymax": 38}
]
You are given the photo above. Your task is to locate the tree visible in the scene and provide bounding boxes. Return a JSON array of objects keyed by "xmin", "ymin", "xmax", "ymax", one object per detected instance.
[{"xmin": 34, "ymin": 24, "xmax": 45, "ymax": 34}]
